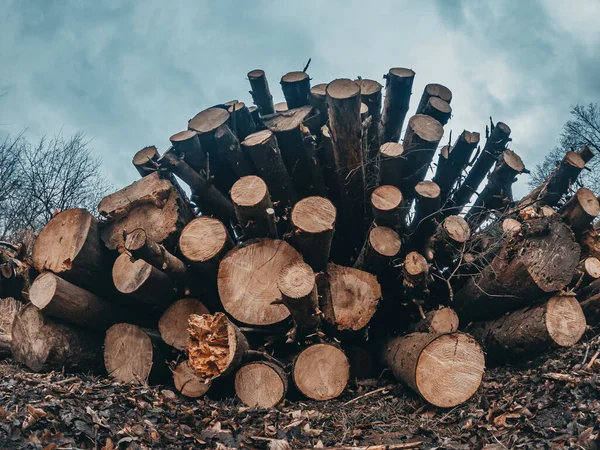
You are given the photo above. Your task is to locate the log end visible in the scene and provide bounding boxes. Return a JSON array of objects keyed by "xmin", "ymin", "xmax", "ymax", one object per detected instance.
[
  {"xmin": 379, "ymin": 142, "xmax": 404, "ymax": 159},
  {"xmin": 247, "ymin": 69, "xmax": 265, "ymax": 80},
  {"xmin": 112, "ymin": 253, "xmax": 153, "ymax": 295},
  {"xmin": 29, "ymin": 272, "xmax": 58, "ymax": 310},
  {"xmin": 293, "ymin": 343, "xmax": 349, "ymax": 401},
  {"xmin": 231, "ymin": 176, "xmax": 268, "ymax": 208},
  {"xmin": 179, "ymin": 217, "xmax": 230, "ymax": 263},
  {"xmin": 389, "ymin": 67, "xmax": 416, "ymax": 79},
  {"xmin": 407, "ymin": 115, "xmax": 444, "ymax": 144},
  {"xmin": 158, "ymin": 298, "xmax": 210, "ymax": 350},
  {"xmin": 132, "ymin": 145, "xmax": 160, "ymax": 165},
  {"xmin": 404, "ymin": 252, "xmax": 428, "ymax": 278},
  {"xmin": 415, "ymin": 181, "xmax": 441, "ymax": 199},
  {"xmin": 189, "ymin": 108, "xmax": 230, "ymax": 134},
  {"xmin": 546, "ymin": 295, "xmax": 586, "ymax": 347},
  {"xmin": 425, "ymin": 83, "xmax": 452, "ymax": 103},
  {"xmin": 235, "ymin": 361, "xmax": 288, "ymax": 408},
  {"xmin": 169, "ymin": 130, "xmax": 197, "ymax": 144},
  {"xmin": 277, "ymin": 261, "xmax": 315, "ymax": 300},
  {"xmin": 427, "ymin": 307, "xmax": 460, "ymax": 333},
  {"xmin": 173, "ymin": 360, "xmax": 210, "ymax": 398},
  {"xmin": 443, "ymin": 216, "xmax": 470, "ymax": 243},
  {"xmin": 242, "ymin": 129, "xmax": 273, "ymax": 147},
  {"xmin": 372, "ymin": 185, "xmax": 403, "ymax": 212},
  {"xmin": 326, "ymin": 79, "xmax": 360, "ymax": 100},
  {"xmin": 104, "ymin": 324, "xmax": 154, "ymax": 384},
  {"xmin": 502, "ymin": 218, "xmax": 522, "ymax": 236},
  {"xmin": 583, "ymin": 257, "xmax": 600, "ymax": 280},
  {"xmin": 369, "ymin": 227, "xmax": 401, "ymax": 257},
  {"xmin": 291, "ymin": 196, "xmax": 336, "ymax": 234},
  {"xmin": 281, "ymin": 71, "xmax": 309, "ymax": 83}
]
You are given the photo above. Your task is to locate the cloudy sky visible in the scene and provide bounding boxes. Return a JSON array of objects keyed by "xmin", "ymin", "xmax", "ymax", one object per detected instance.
[{"xmin": 1, "ymin": 0, "xmax": 599, "ymax": 198}]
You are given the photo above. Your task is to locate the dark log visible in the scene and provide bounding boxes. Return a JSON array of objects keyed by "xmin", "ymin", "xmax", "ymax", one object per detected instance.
[
  {"xmin": 277, "ymin": 261, "xmax": 321, "ymax": 336},
  {"xmin": 310, "ymin": 83, "xmax": 328, "ymax": 127},
  {"xmin": 579, "ymin": 227, "xmax": 600, "ymax": 260},
  {"xmin": 409, "ymin": 307, "xmax": 459, "ymax": 333},
  {"xmin": 274, "ymin": 101, "xmax": 288, "ymax": 112},
  {"xmin": 426, "ymin": 215, "xmax": 470, "ymax": 266},
  {"xmin": 248, "ymin": 69, "xmax": 275, "ymax": 116},
  {"xmin": 158, "ymin": 298, "xmax": 209, "ymax": 350},
  {"xmin": 578, "ymin": 145, "xmax": 594, "ymax": 163},
  {"xmin": 402, "ymin": 252, "xmax": 430, "ymax": 311},
  {"xmin": 231, "ymin": 175, "xmax": 275, "ymax": 238},
  {"xmin": 0, "ymin": 297, "xmax": 22, "ymax": 354},
  {"xmin": 319, "ymin": 125, "xmax": 343, "ymax": 209},
  {"xmin": 371, "ymin": 185, "xmax": 404, "ymax": 229},
  {"xmin": 380, "ymin": 68, "xmax": 415, "ymax": 143},
  {"xmin": 416, "ymin": 83, "xmax": 452, "ymax": 114},
  {"xmin": 421, "ymin": 97, "xmax": 452, "ymax": 126},
  {"xmin": 571, "ymin": 256, "xmax": 600, "ymax": 290},
  {"xmin": 170, "ymin": 130, "xmax": 207, "ymax": 174},
  {"xmin": 132, "ymin": 146, "xmax": 161, "ymax": 177},
  {"xmin": 378, "ymin": 142, "xmax": 405, "ymax": 189},
  {"xmin": 281, "ymin": 71, "xmax": 311, "ymax": 109},
  {"xmin": 172, "ymin": 360, "xmax": 210, "ymax": 398},
  {"xmin": 410, "ymin": 181, "xmax": 441, "ymax": 253},
  {"xmin": 560, "ymin": 187, "xmax": 600, "ymax": 231},
  {"xmin": 227, "ymin": 102, "xmax": 257, "ymax": 141},
  {"xmin": 354, "ymin": 226, "xmax": 401, "ymax": 275},
  {"xmin": 235, "ymin": 361, "xmax": 288, "ymax": 407}
]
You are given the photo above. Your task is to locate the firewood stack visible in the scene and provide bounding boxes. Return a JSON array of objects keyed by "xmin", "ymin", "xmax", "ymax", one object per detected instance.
[{"xmin": 1, "ymin": 65, "xmax": 598, "ymax": 410}]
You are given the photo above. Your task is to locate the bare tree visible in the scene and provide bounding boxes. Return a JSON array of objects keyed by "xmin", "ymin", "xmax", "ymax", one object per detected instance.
[{"xmin": 0, "ymin": 135, "xmax": 26, "ymax": 239}]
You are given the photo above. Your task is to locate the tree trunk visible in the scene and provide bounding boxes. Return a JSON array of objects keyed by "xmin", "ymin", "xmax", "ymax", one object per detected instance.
[
  {"xmin": 104, "ymin": 323, "xmax": 168, "ymax": 383},
  {"xmin": 416, "ymin": 83, "xmax": 452, "ymax": 114},
  {"xmin": 289, "ymin": 196, "xmax": 336, "ymax": 271},
  {"xmin": 420, "ymin": 97, "xmax": 452, "ymax": 126},
  {"xmin": 572, "ymin": 256, "xmax": 600, "ymax": 289},
  {"xmin": 409, "ymin": 181, "xmax": 442, "ymax": 254},
  {"xmin": 0, "ymin": 297, "xmax": 22, "ymax": 354},
  {"xmin": 281, "ymin": 71, "xmax": 311, "ymax": 109},
  {"xmin": 378, "ymin": 142, "xmax": 405, "ymax": 189},
  {"xmin": 112, "ymin": 253, "xmax": 175, "ymax": 306},
  {"xmin": 426, "ymin": 215, "xmax": 470, "ymax": 266},
  {"xmin": 355, "ymin": 226, "xmax": 401, "ymax": 275},
  {"xmin": 310, "ymin": 83, "xmax": 328, "ymax": 128},
  {"xmin": 292, "ymin": 343, "xmax": 350, "ymax": 401},
  {"xmin": 11, "ymin": 304, "xmax": 103, "ymax": 372},
  {"xmin": 578, "ymin": 145, "xmax": 594, "ymax": 164},
  {"xmin": 227, "ymin": 102, "xmax": 257, "ymax": 141},
  {"xmin": 277, "ymin": 261, "xmax": 321, "ymax": 336},
  {"xmin": 158, "ymin": 298, "xmax": 209, "ymax": 350},
  {"xmin": 319, "ymin": 125, "xmax": 343, "ymax": 210},
  {"xmin": 231, "ymin": 175, "xmax": 275, "ymax": 239},
  {"xmin": 248, "ymin": 69, "xmax": 275, "ymax": 116},
  {"xmin": 409, "ymin": 307, "xmax": 459, "ymax": 333},
  {"xmin": 172, "ymin": 359, "xmax": 210, "ymax": 398},
  {"xmin": 560, "ymin": 187, "xmax": 600, "ymax": 232},
  {"xmin": 218, "ymin": 239, "xmax": 302, "ymax": 326},
  {"xmin": 132, "ymin": 145, "xmax": 161, "ymax": 177},
  {"xmin": 380, "ymin": 68, "xmax": 415, "ymax": 143},
  {"xmin": 29, "ymin": 272, "xmax": 123, "ymax": 329},
  {"xmin": 357, "ymin": 79, "xmax": 383, "ymax": 183},
  {"xmin": 235, "ymin": 361, "xmax": 288, "ymax": 408},
  {"xmin": 371, "ymin": 185, "xmax": 404, "ymax": 230},
  {"xmin": 382, "ymin": 332, "xmax": 484, "ymax": 408},
  {"xmin": 169, "ymin": 130, "xmax": 207, "ymax": 174},
  {"xmin": 402, "ymin": 252, "xmax": 431, "ymax": 312},
  {"xmin": 468, "ymin": 293, "xmax": 586, "ymax": 363}
]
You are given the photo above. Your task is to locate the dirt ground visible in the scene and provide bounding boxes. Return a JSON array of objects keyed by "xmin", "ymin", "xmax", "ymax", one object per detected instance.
[{"xmin": 0, "ymin": 333, "xmax": 599, "ymax": 450}]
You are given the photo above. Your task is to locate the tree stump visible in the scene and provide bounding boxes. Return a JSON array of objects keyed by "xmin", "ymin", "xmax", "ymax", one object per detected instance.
[{"xmin": 248, "ymin": 69, "xmax": 275, "ymax": 116}]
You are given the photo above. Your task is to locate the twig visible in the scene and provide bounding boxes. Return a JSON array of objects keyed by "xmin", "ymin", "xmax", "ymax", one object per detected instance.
[{"xmin": 343, "ymin": 386, "xmax": 388, "ymax": 406}]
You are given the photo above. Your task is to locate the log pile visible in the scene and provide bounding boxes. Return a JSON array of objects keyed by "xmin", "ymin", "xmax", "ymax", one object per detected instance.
[{"xmin": 1, "ymin": 64, "xmax": 598, "ymax": 411}]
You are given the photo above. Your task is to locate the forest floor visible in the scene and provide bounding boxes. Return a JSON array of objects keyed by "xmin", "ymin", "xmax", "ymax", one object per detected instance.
[{"xmin": 0, "ymin": 333, "xmax": 599, "ymax": 450}]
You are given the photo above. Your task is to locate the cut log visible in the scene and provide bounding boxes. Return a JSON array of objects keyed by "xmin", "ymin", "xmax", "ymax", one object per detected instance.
[
  {"xmin": 29, "ymin": 272, "xmax": 122, "ymax": 329},
  {"xmin": 277, "ymin": 261, "xmax": 321, "ymax": 335},
  {"xmin": 371, "ymin": 185, "xmax": 404, "ymax": 229},
  {"xmin": 416, "ymin": 83, "xmax": 452, "ymax": 114},
  {"xmin": 560, "ymin": 187, "xmax": 600, "ymax": 231},
  {"xmin": 172, "ymin": 360, "xmax": 210, "ymax": 398},
  {"xmin": 248, "ymin": 69, "xmax": 275, "ymax": 116},
  {"xmin": 33, "ymin": 208, "xmax": 111, "ymax": 295},
  {"xmin": 187, "ymin": 312, "xmax": 249, "ymax": 381},
  {"xmin": 289, "ymin": 196, "xmax": 336, "ymax": 271},
  {"xmin": 468, "ymin": 293, "xmax": 586, "ymax": 363},
  {"xmin": 227, "ymin": 102, "xmax": 257, "ymax": 141},
  {"xmin": 231, "ymin": 176, "xmax": 274, "ymax": 238},
  {"xmin": 421, "ymin": 97, "xmax": 452, "ymax": 126},
  {"xmin": 310, "ymin": 83, "xmax": 328, "ymax": 127},
  {"xmin": 380, "ymin": 68, "xmax": 415, "ymax": 143},
  {"xmin": 580, "ymin": 293, "xmax": 600, "ymax": 327},
  {"xmin": 453, "ymin": 217, "xmax": 580, "ymax": 322},
  {"xmin": 124, "ymin": 228, "xmax": 189, "ymax": 281},
  {"xmin": 378, "ymin": 142, "xmax": 405, "ymax": 189},
  {"xmin": 235, "ymin": 361, "xmax": 288, "ymax": 408},
  {"xmin": 426, "ymin": 215, "xmax": 470, "ymax": 266},
  {"xmin": 319, "ymin": 125, "xmax": 343, "ymax": 208},
  {"xmin": 579, "ymin": 227, "xmax": 600, "ymax": 260},
  {"xmin": 450, "ymin": 122, "xmax": 511, "ymax": 212},
  {"xmin": 112, "ymin": 253, "xmax": 175, "ymax": 306},
  {"xmin": 410, "ymin": 181, "xmax": 441, "ymax": 253},
  {"xmin": 274, "ymin": 101, "xmax": 288, "ymax": 112},
  {"xmin": 281, "ymin": 71, "xmax": 311, "ymax": 109},
  {"xmin": 169, "ymin": 130, "xmax": 207, "ymax": 173},
  {"xmin": 292, "ymin": 343, "xmax": 350, "ymax": 401},
  {"xmin": 357, "ymin": 79, "xmax": 383, "ymax": 161},
  {"xmin": 104, "ymin": 323, "xmax": 167, "ymax": 383},
  {"xmin": 383, "ymin": 332, "xmax": 484, "ymax": 408},
  {"xmin": 578, "ymin": 145, "xmax": 594, "ymax": 164},
  {"xmin": 218, "ymin": 239, "xmax": 302, "ymax": 326},
  {"xmin": 158, "ymin": 298, "xmax": 209, "ymax": 350},
  {"xmin": 0, "ymin": 297, "xmax": 22, "ymax": 354},
  {"xmin": 179, "ymin": 217, "xmax": 234, "ymax": 281},
  {"xmin": 12, "ymin": 304, "xmax": 103, "ymax": 372},
  {"xmin": 409, "ymin": 307, "xmax": 459, "ymax": 333},
  {"xmin": 572, "ymin": 257, "xmax": 600, "ymax": 289},
  {"xmin": 402, "ymin": 252, "xmax": 430, "ymax": 311},
  {"xmin": 132, "ymin": 146, "xmax": 160, "ymax": 177},
  {"xmin": 319, "ymin": 263, "xmax": 381, "ymax": 332},
  {"xmin": 355, "ymin": 226, "xmax": 401, "ymax": 275}
]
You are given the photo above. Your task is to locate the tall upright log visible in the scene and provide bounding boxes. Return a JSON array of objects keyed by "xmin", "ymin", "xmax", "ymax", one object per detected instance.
[
  {"xmin": 371, "ymin": 185, "xmax": 404, "ymax": 229},
  {"xmin": 132, "ymin": 146, "xmax": 161, "ymax": 177},
  {"xmin": 380, "ymin": 68, "xmax": 415, "ymax": 143},
  {"xmin": 169, "ymin": 130, "xmax": 207, "ymax": 173},
  {"xmin": 158, "ymin": 298, "xmax": 209, "ymax": 350},
  {"xmin": 421, "ymin": 97, "xmax": 452, "ymax": 126},
  {"xmin": 378, "ymin": 142, "xmax": 405, "ymax": 189},
  {"xmin": 231, "ymin": 176, "xmax": 275, "ymax": 238},
  {"xmin": 310, "ymin": 83, "xmax": 328, "ymax": 127},
  {"xmin": 416, "ymin": 83, "xmax": 452, "ymax": 114},
  {"xmin": 0, "ymin": 297, "xmax": 22, "ymax": 354},
  {"xmin": 277, "ymin": 261, "xmax": 321, "ymax": 336},
  {"xmin": 227, "ymin": 102, "xmax": 257, "ymax": 141},
  {"xmin": 559, "ymin": 187, "xmax": 600, "ymax": 232},
  {"xmin": 248, "ymin": 69, "xmax": 275, "ymax": 116},
  {"xmin": 281, "ymin": 71, "xmax": 311, "ymax": 109},
  {"xmin": 354, "ymin": 226, "xmax": 401, "ymax": 275}
]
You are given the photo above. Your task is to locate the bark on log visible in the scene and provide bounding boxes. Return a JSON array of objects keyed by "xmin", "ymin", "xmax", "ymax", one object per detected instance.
[
  {"xmin": 235, "ymin": 361, "xmax": 288, "ymax": 408},
  {"xmin": 292, "ymin": 343, "xmax": 350, "ymax": 401},
  {"xmin": 416, "ymin": 83, "xmax": 452, "ymax": 114},
  {"xmin": 409, "ymin": 307, "xmax": 459, "ymax": 333},
  {"xmin": 281, "ymin": 71, "xmax": 311, "ymax": 109},
  {"xmin": 112, "ymin": 253, "xmax": 175, "ymax": 306},
  {"xmin": 371, "ymin": 185, "xmax": 404, "ymax": 229},
  {"xmin": 421, "ymin": 97, "xmax": 452, "ymax": 126},
  {"xmin": 382, "ymin": 332, "xmax": 484, "ymax": 408},
  {"xmin": 378, "ymin": 142, "xmax": 405, "ymax": 189},
  {"xmin": 227, "ymin": 102, "xmax": 257, "ymax": 141},
  {"xmin": 355, "ymin": 226, "xmax": 401, "ymax": 275},
  {"xmin": 468, "ymin": 293, "xmax": 586, "ymax": 363},
  {"xmin": 248, "ymin": 69, "xmax": 275, "ymax": 116},
  {"xmin": 319, "ymin": 125, "xmax": 343, "ymax": 209},
  {"xmin": 29, "ymin": 272, "xmax": 123, "ymax": 329},
  {"xmin": 132, "ymin": 146, "xmax": 161, "ymax": 177},
  {"xmin": 33, "ymin": 208, "xmax": 112, "ymax": 295},
  {"xmin": 158, "ymin": 298, "xmax": 209, "ymax": 350},
  {"xmin": 310, "ymin": 83, "xmax": 328, "ymax": 128},
  {"xmin": 579, "ymin": 227, "xmax": 600, "ymax": 260},
  {"xmin": 12, "ymin": 304, "xmax": 103, "ymax": 372},
  {"xmin": 274, "ymin": 101, "xmax": 288, "ymax": 112},
  {"xmin": 169, "ymin": 130, "xmax": 207, "ymax": 174},
  {"xmin": 187, "ymin": 312, "xmax": 249, "ymax": 382},
  {"xmin": 277, "ymin": 261, "xmax": 321, "ymax": 335},
  {"xmin": 104, "ymin": 323, "xmax": 167, "ymax": 383},
  {"xmin": 402, "ymin": 252, "xmax": 430, "ymax": 310},
  {"xmin": 453, "ymin": 217, "xmax": 580, "ymax": 323},
  {"xmin": 172, "ymin": 360, "xmax": 210, "ymax": 398},
  {"xmin": 231, "ymin": 176, "xmax": 275, "ymax": 239},
  {"xmin": 559, "ymin": 187, "xmax": 600, "ymax": 232},
  {"xmin": 289, "ymin": 196, "xmax": 336, "ymax": 271},
  {"xmin": 578, "ymin": 145, "xmax": 594, "ymax": 164},
  {"xmin": 319, "ymin": 263, "xmax": 381, "ymax": 332},
  {"xmin": 357, "ymin": 79, "xmax": 383, "ymax": 162},
  {"xmin": 218, "ymin": 239, "xmax": 302, "ymax": 326},
  {"xmin": 580, "ymin": 293, "xmax": 600, "ymax": 328},
  {"xmin": 426, "ymin": 215, "xmax": 470, "ymax": 266},
  {"xmin": 0, "ymin": 297, "xmax": 22, "ymax": 354},
  {"xmin": 380, "ymin": 68, "xmax": 415, "ymax": 143},
  {"xmin": 410, "ymin": 181, "xmax": 441, "ymax": 253},
  {"xmin": 241, "ymin": 129, "xmax": 298, "ymax": 213}
]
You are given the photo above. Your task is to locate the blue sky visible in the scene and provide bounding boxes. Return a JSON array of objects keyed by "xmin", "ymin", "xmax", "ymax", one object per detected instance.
[{"xmin": 1, "ymin": 0, "xmax": 599, "ymax": 197}]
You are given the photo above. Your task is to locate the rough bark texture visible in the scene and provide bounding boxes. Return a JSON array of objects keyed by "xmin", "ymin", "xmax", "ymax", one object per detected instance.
[
  {"xmin": 410, "ymin": 181, "xmax": 442, "ymax": 253},
  {"xmin": 132, "ymin": 146, "xmax": 161, "ymax": 177},
  {"xmin": 0, "ymin": 297, "xmax": 22, "ymax": 354},
  {"xmin": 378, "ymin": 142, "xmax": 405, "ymax": 189},
  {"xmin": 355, "ymin": 226, "xmax": 401, "ymax": 275},
  {"xmin": 559, "ymin": 187, "xmax": 600, "ymax": 232},
  {"xmin": 281, "ymin": 71, "xmax": 311, "ymax": 109},
  {"xmin": 310, "ymin": 84, "xmax": 328, "ymax": 128},
  {"xmin": 227, "ymin": 102, "xmax": 257, "ymax": 141},
  {"xmin": 158, "ymin": 298, "xmax": 209, "ymax": 350},
  {"xmin": 169, "ymin": 130, "xmax": 207, "ymax": 174},
  {"xmin": 580, "ymin": 293, "xmax": 600, "ymax": 328},
  {"xmin": 235, "ymin": 361, "xmax": 288, "ymax": 408},
  {"xmin": 248, "ymin": 69, "xmax": 275, "ymax": 116},
  {"xmin": 421, "ymin": 97, "xmax": 452, "ymax": 126},
  {"xmin": 380, "ymin": 68, "xmax": 415, "ymax": 143},
  {"xmin": 231, "ymin": 176, "xmax": 275, "ymax": 239}
]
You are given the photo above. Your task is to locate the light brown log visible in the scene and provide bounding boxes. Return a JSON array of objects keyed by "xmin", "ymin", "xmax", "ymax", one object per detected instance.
[
  {"xmin": 132, "ymin": 146, "xmax": 160, "ymax": 177},
  {"xmin": 104, "ymin": 323, "xmax": 166, "ymax": 383},
  {"xmin": 124, "ymin": 228, "xmax": 189, "ymax": 280},
  {"xmin": 12, "ymin": 304, "xmax": 103, "ymax": 372},
  {"xmin": 33, "ymin": 208, "xmax": 111, "ymax": 295},
  {"xmin": 468, "ymin": 293, "xmax": 586, "ymax": 363},
  {"xmin": 409, "ymin": 307, "xmax": 459, "ymax": 333},
  {"xmin": 560, "ymin": 187, "xmax": 600, "ymax": 231},
  {"xmin": 0, "ymin": 297, "xmax": 22, "ymax": 354},
  {"xmin": 281, "ymin": 71, "xmax": 311, "ymax": 109},
  {"xmin": 289, "ymin": 196, "xmax": 336, "ymax": 271},
  {"xmin": 319, "ymin": 263, "xmax": 381, "ymax": 332},
  {"xmin": 227, "ymin": 102, "xmax": 257, "ymax": 141},
  {"xmin": 29, "ymin": 272, "xmax": 122, "ymax": 329},
  {"xmin": 403, "ymin": 252, "xmax": 429, "ymax": 287},
  {"xmin": 172, "ymin": 360, "xmax": 210, "ymax": 398},
  {"xmin": 235, "ymin": 361, "xmax": 288, "ymax": 408},
  {"xmin": 218, "ymin": 239, "xmax": 302, "ymax": 326},
  {"xmin": 383, "ymin": 332, "xmax": 484, "ymax": 408},
  {"xmin": 248, "ymin": 69, "xmax": 275, "ymax": 116},
  {"xmin": 378, "ymin": 142, "xmax": 405, "ymax": 189},
  {"xmin": 231, "ymin": 176, "xmax": 274, "ymax": 238},
  {"xmin": 187, "ymin": 312, "xmax": 249, "ymax": 382},
  {"xmin": 416, "ymin": 83, "xmax": 452, "ymax": 114},
  {"xmin": 357, "ymin": 79, "xmax": 383, "ymax": 166},
  {"xmin": 292, "ymin": 343, "xmax": 350, "ymax": 401},
  {"xmin": 277, "ymin": 261, "xmax": 320, "ymax": 334},
  {"xmin": 179, "ymin": 217, "xmax": 233, "ymax": 281},
  {"xmin": 169, "ymin": 130, "xmax": 207, "ymax": 173},
  {"xmin": 371, "ymin": 185, "xmax": 404, "ymax": 229},
  {"xmin": 310, "ymin": 83, "xmax": 328, "ymax": 127},
  {"xmin": 426, "ymin": 215, "xmax": 470, "ymax": 265},
  {"xmin": 380, "ymin": 68, "xmax": 415, "ymax": 143},
  {"xmin": 421, "ymin": 97, "xmax": 452, "ymax": 126},
  {"xmin": 158, "ymin": 298, "xmax": 209, "ymax": 350},
  {"xmin": 354, "ymin": 226, "xmax": 401, "ymax": 274},
  {"xmin": 112, "ymin": 253, "xmax": 175, "ymax": 305}
]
